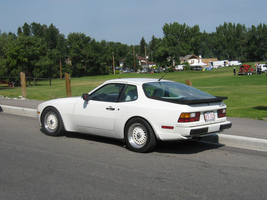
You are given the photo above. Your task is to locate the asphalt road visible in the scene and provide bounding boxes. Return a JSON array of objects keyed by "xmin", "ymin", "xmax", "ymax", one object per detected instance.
[{"xmin": 1, "ymin": 113, "xmax": 267, "ymax": 200}]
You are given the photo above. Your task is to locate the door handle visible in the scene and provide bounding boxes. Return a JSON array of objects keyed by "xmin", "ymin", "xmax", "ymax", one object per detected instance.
[{"xmin": 106, "ymin": 106, "xmax": 115, "ymax": 111}]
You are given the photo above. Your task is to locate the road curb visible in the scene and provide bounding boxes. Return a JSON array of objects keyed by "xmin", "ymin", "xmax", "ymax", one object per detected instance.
[
  {"xmin": 201, "ymin": 133, "xmax": 267, "ymax": 152},
  {"xmin": 219, "ymin": 134, "xmax": 267, "ymax": 152},
  {"xmin": 0, "ymin": 105, "xmax": 37, "ymax": 118}
]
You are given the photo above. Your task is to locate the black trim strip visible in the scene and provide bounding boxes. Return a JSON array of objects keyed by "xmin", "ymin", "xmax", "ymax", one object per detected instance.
[
  {"xmin": 190, "ymin": 127, "xmax": 209, "ymax": 136},
  {"xmin": 220, "ymin": 123, "xmax": 232, "ymax": 130}
]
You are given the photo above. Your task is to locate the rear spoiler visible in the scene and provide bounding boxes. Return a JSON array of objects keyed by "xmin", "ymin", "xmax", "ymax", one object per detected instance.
[{"xmin": 150, "ymin": 96, "xmax": 228, "ymax": 105}]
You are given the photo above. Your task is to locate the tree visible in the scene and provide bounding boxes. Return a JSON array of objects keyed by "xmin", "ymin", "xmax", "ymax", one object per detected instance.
[
  {"xmin": 67, "ymin": 32, "xmax": 91, "ymax": 76},
  {"xmin": 149, "ymin": 35, "xmax": 157, "ymax": 53},
  {"xmin": 148, "ymin": 35, "xmax": 158, "ymax": 64},
  {"xmin": 1, "ymin": 22, "xmax": 68, "ymax": 79},
  {"xmin": 44, "ymin": 24, "xmax": 60, "ymax": 50},
  {"xmin": 140, "ymin": 37, "xmax": 147, "ymax": 57},
  {"xmin": 107, "ymin": 41, "xmax": 129, "ymax": 66},
  {"xmin": 214, "ymin": 22, "xmax": 236, "ymax": 60},
  {"xmin": 89, "ymin": 39, "xmax": 110, "ymax": 75},
  {"xmin": 212, "ymin": 22, "xmax": 248, "ymax": 61},
  {"xmin": 199, "ymin": 31, "xmax": 216, "ymax": 58},
  {"xmin": 4, "ymin": 35, "xmax": 46, "ymax": 78},
  {"xmin": 249, "ymin": 23, "xmax": 267, "ymax": 61},
  {"xmin": 234, "ymin": 23, "xmax": 247, "ymax": 61},
  {"xmin": 162, "ymin": 22, "xmax": 202, "ymax": 65},
  {"xmin": 124, "ymin": 51, "xmax": 139, "ymax": 70},
  {"xmin": 21, "ymin": 23, "xmax": 31, "ymax": 36},
  {"xmin": 17, "ymin": 27, "xmax": 22, "ymax": 35},
  {"xmin": 0, "ymin": 32, "xmax": 12, "ymax": 76},
  {"xmin": 153, "ymin": 38, "xmax": 170, "ymax": 67},
  {"xmin": 31, "ymin": 22, "xmax": 46, "ymax": 37}
]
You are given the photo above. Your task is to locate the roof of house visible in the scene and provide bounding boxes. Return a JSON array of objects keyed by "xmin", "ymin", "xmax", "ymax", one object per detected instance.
[
  {"xmin": 143, "ymin": 61, "xmax": 156, "ymax": 65},
  {"xmin": 120, "ymin": 55, "xmax": 155, "ymax": 64},
  {"xmin": 180, "ymin": 54, "xmax": 200, "ymax": 61},
  {"xmin": 136, "ymin": 55, "xmax": 146, "ymax": 61}
]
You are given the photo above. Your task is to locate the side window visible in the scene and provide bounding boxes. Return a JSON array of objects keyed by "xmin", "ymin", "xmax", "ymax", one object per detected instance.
[
  {"xmin": 120, "ymin": 85, "xmax": 138, "ymax": 102},
  {"xmin": 89, "ymin": 83, "xmax": 124, "ymax": 102}
]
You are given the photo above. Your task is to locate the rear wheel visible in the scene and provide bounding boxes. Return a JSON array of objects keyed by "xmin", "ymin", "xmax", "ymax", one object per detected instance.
[
  {"xmin": 42, "ymin": 107, "xmax": 64, "ymax": 136},
  {"xmin": 125, "ymin": 118, "xmax": 157, "ymax": 153}
]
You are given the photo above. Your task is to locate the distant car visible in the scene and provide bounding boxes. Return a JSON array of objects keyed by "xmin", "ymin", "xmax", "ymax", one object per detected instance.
[
  {"xmin": 229, "ymin": 61, "xmax": 242, "ymax": 66},
  {"xmin": 141, "ymin": 69, "xmax": 148, "ymax": 73},
  {"xmin": 37, "ymin": 78, "xmax": 232, "ymax": 152},
  {"xmin": 175, "ymin": 65, "xmax": 184, "ymax": 71},
  {"xmin": 123, "ymin": 69, "xmax": 130, "ymax": 73},
  {"xmin": 259, "ymin": 64, "xmax": 267, "ymax": 72}
]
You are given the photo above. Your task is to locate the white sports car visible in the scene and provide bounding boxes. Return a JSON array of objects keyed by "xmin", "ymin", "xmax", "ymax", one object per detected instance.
[{"xmin": 37, "ymin": 78, "xmax": 232, "ymax": 152}]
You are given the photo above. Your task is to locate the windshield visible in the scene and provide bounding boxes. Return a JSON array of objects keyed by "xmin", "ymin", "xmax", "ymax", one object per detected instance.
[{"xmin": 143, "ymin": 81, "xmax": 216, "ymax": 101}]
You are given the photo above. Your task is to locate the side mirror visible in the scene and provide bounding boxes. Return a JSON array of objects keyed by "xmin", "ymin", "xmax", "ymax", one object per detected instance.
[{"xmin": 82, "ymin": 93, "xmax": 90, "ymax": 101}]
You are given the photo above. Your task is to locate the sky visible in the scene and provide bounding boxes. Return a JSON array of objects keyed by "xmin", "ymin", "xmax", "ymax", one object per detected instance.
[{"xmin": 1, "ymin": 0, "xmax": 267, "ymax": 45}]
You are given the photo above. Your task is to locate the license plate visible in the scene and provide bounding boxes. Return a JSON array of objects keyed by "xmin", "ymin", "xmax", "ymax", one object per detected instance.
[{"xmin": 204, "ymin": 112, "xmax": 215, "ymax": 122}]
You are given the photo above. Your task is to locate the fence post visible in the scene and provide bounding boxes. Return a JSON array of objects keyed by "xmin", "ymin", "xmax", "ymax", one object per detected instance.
[
  {"xmin": 65, "ymin": 73, "xmax": 72, "ymax": 97},
  {"xmin": 20, "ymin": 72, "xmax": 27, "ymax": 97},
  {"xmin": 185, "ymin": 79, "xmax": 192, "ymax": 86}
]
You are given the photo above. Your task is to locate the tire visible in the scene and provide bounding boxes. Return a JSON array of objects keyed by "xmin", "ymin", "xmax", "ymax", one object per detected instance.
[
  {"xmin": 42, "ymin": 107, "xmax": 64, "ymax": 136},
  {"xmin": 125, "ymin": 118, "xmax": 157, "ymax": 153}
]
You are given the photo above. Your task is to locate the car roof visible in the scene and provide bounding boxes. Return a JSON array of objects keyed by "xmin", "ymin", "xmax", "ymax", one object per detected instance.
[{"xmin": 104, "ymin": 78, "xmax": 172, "ymax": 85}]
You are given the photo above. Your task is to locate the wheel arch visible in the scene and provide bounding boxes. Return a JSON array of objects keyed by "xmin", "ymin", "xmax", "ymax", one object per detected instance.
[
  {"xmin": 41, "ymin": 106, "xmax": 65, "ymax": 131},
  {"xmin": 123, "ymin": 116, "xmax": 158, "ymax": 140},
  {"xmin": 123, "ymin": 116, "xmax": 158, "ymax": 152}
]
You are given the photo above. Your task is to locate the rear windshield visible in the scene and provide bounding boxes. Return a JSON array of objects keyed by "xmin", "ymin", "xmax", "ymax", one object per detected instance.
[{"xmin": 143, "ymin": 81, "xmax": 216, "ymax": 101}]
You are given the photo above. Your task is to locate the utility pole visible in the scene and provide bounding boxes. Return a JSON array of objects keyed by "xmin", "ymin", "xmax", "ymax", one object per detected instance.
[
  {"xmin": 112, "ymin": 52, "xmax": 115, "ymax": 75},
  {"xmin": 145, "ymin": 46, "xmax": 147, "ymax": 70},
  {"xmin": 133, "ymin": 47, "xmax": 136, "ymax": 72}
]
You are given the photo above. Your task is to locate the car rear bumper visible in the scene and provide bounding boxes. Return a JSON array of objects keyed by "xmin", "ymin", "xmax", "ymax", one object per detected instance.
[
  {"xmin": 190, "ymin": 121, "xmax": 232, "ymax": 136},
  {"xmin": 157, "ymin": 121, "xmax": 232, "ymax": 141}
]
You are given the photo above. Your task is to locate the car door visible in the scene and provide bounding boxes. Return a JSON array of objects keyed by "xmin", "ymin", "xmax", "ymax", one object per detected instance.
[{"xmin": 73, "ymin": 83, "xmax": 124, "ymax": 136}]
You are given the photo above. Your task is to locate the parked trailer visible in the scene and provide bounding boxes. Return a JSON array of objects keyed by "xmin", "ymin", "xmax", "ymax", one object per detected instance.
[
  {"xmin": 229, "ymin": 61, "xmax": 242, "ymax": 66},
  {"xmin": 209, "ymin": 60, "xmax": 228, "ymax": 69}
]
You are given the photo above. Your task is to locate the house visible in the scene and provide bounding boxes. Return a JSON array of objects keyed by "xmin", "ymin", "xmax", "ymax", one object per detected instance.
[
  {"xmin": 136, "ymin": 55, "xmax": 156, "ymax": 69},
  {"xmin": 119, "ymin": 55, "xmax": 156, "ymax": 69},
  {"xmin": 180, "ymin": 54, "xmax": 202, "ymax": 65},
  {"xmin": 119, "ymin": 59, "xmax": 125, "ymax": 67}
]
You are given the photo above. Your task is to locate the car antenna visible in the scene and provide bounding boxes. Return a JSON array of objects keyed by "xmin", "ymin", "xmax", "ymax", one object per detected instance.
[{"xmin": 158, "ymin": 72, "xmax": 168, "ymax": 81}]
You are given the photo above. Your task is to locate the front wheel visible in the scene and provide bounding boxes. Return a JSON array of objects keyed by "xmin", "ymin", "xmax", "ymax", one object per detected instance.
[
  {"xmin": 125, "ymin": 118, "xmax": 157, "ymax": 153},
  {"xmin": 42, "ymin": 107, "xmax": 64, "ymax": 136}
]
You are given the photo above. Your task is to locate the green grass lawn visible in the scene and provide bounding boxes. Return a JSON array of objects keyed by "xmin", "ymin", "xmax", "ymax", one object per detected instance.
[{"xmin": 1, "ymin": 67, "xmax": 267, "ymax": 120}]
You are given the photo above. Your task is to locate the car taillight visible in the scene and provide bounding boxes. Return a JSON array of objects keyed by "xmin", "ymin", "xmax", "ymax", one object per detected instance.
[
  {"xmin": 218, "ymin": 109, "xmax": 226, "ymax": 118},
  {"xmin": 178, "ymin": 112, "xmax": 200, "ymax": 123}
]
